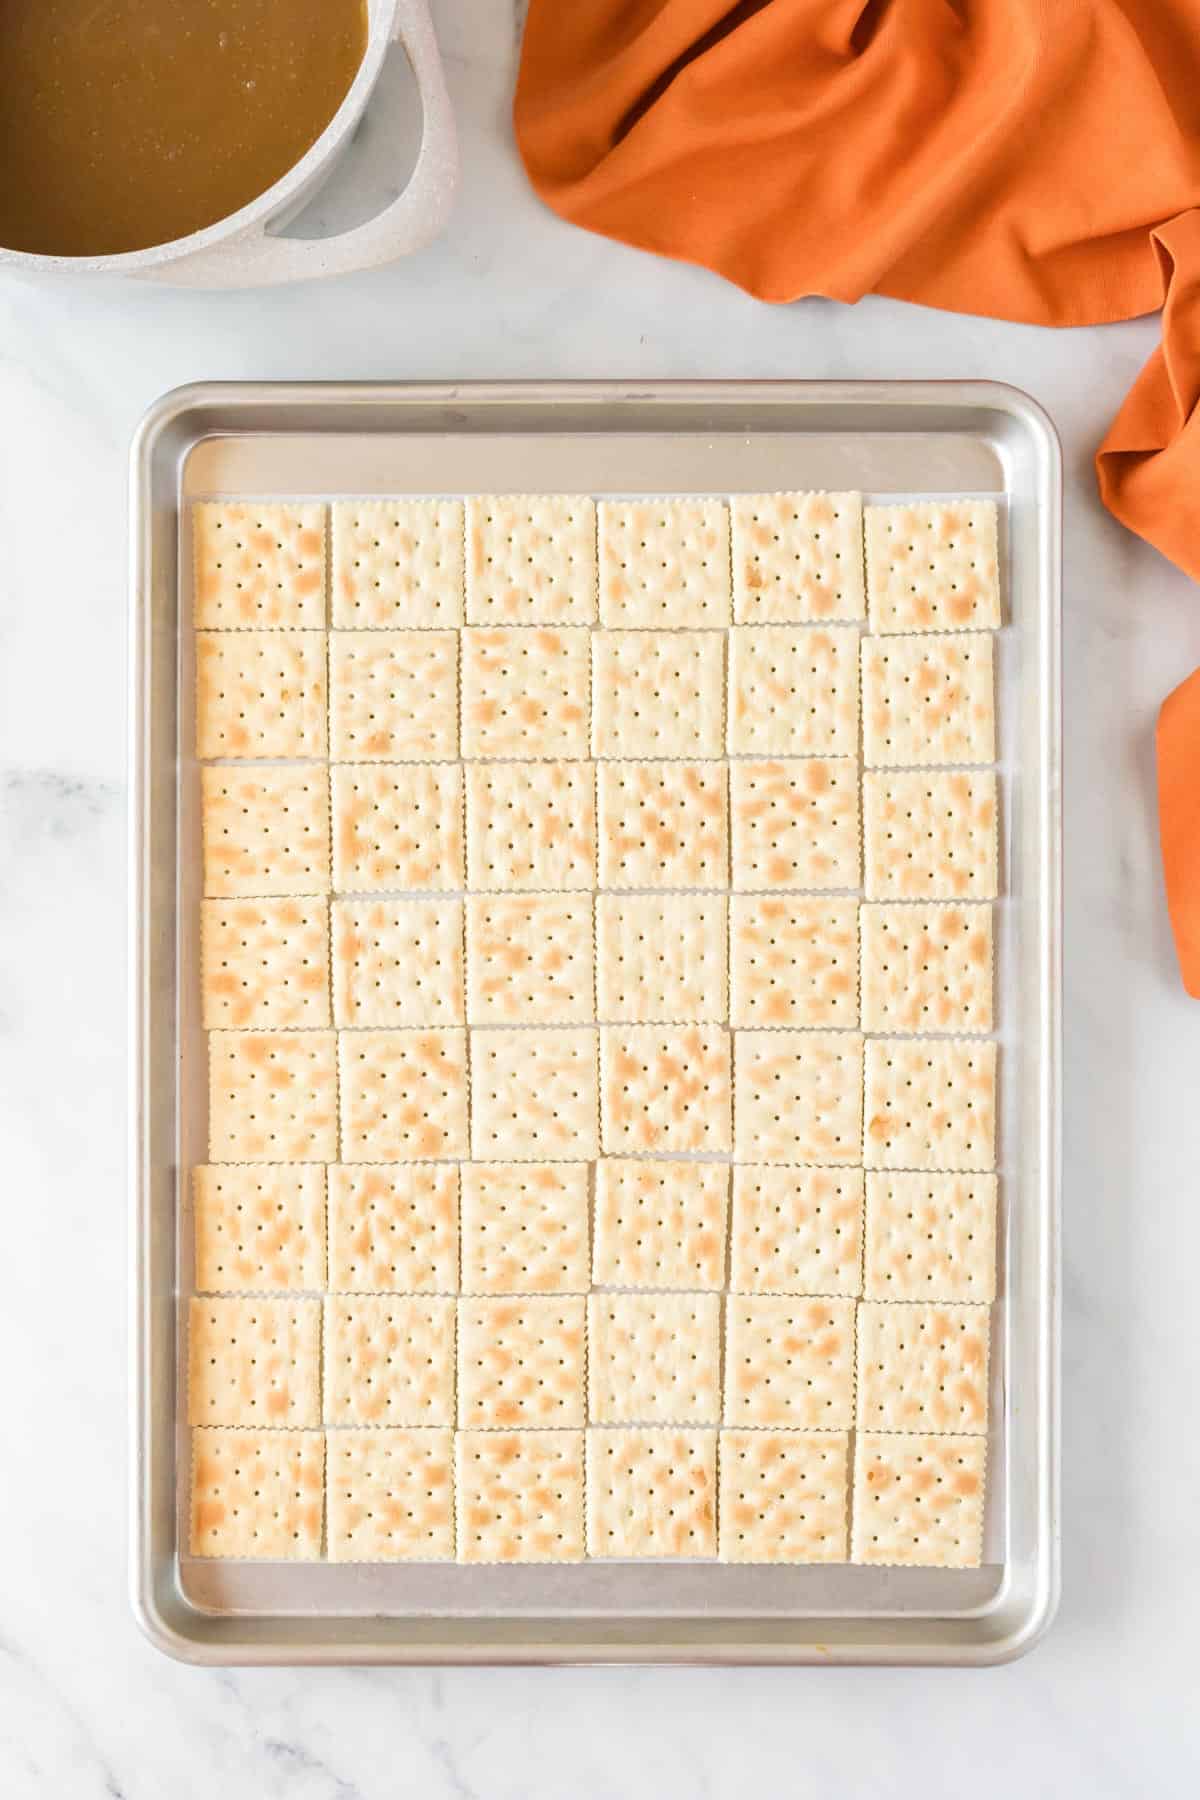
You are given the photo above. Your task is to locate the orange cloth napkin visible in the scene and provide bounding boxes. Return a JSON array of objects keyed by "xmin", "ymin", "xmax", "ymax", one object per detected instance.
[
  {"xmin": 515, "ymin": 0, "xmax": 1200, "ymax": 990},
  {"xmin": 1159, "ymin": 666, "xmax": 1200, "ymax": 996}
]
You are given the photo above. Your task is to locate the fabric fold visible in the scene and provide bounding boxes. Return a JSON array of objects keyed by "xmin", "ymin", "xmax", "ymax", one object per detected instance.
[
  {"xmin": 1096, "ymin": 212, "xmax": 1200, "ymax": 584},
  {"xmin": 1159, "ymin": 664, "xmax": 1200, "ymax": 997}
]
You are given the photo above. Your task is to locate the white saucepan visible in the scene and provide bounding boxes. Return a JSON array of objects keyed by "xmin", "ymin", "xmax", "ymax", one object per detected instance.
[{"xmin": 0, "ymin": 0, "xmax": 457, "ymax": 287}]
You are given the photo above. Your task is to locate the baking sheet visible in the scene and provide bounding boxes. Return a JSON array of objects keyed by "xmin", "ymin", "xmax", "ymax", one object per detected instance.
[{"xmin": 131, "ymin": 382, "xmax": 1060, "ymax": 1662}]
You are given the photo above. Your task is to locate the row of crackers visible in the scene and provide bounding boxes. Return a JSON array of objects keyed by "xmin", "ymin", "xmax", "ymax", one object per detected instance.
[
  {"xmin": 202, "ymin": 894, "xmax": 991, "ymax": 1034},
  {"xmin": 206, "ymin": 1027, "xmax": 996, "ymax": 1168},
  {"xmin": 189, "ymin": 1295, "xmax": 988, "ymax": 1568},
  {"xmin": 201, "ymin": 760, "xmax": 999, "ymax": 897},
  {"xmin": 194, "ymin": 622, "xmax": 994, "ymax": 768},
  {"xmin": 192, "ymin": 1162, "xmax": 996, "ymax": 1306},
  {"xmin": 191, "ymin": 1425, "xmax": 986, "ymax": 1568},
  {"xmin": 193, "ymin": 495, "xmax": 999, "ymax": 635},
  {"xmin": 188, "ymin": 1292, "xmax": 989, "ymax": 1437}
]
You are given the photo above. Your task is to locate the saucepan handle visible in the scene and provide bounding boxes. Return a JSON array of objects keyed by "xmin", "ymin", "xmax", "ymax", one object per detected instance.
[{"xmin": 147, "ymin": 0, "xmax": 457, "ymax": 288}]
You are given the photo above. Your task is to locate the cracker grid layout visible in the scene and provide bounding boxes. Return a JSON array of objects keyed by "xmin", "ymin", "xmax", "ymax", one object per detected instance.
[{"xmin": 188, "ymin": 485, "xmax": 1004, "ymax": 1567}]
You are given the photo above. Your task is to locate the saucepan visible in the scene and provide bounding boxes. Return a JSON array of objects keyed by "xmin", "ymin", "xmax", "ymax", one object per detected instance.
[{"xmin": 0, "ymin": 0, "xmax": 457, "ymax": 287}]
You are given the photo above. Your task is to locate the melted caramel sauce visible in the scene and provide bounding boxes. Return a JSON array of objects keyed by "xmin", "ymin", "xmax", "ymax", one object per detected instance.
[{"xmin": 0, "ymin": 0, "xmax": 366, "ymax": 255}]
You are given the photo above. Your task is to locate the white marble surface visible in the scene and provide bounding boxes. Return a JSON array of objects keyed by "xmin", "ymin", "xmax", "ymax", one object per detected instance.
[{"xmin": 1, "ymin": 2, "xmax": 1199, "ymax": 1792}]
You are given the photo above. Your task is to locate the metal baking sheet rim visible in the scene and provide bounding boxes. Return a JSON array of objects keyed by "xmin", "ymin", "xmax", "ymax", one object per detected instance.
[{"xmin": 129, "ymin": 379, "xmax": 1061, "ymax": 1666}]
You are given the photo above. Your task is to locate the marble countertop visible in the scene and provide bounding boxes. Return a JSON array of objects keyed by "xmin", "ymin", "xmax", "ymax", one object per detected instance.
[{"xmin": 1, "ymin": 3, "xmax": 1198, "ymax": 1793}]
